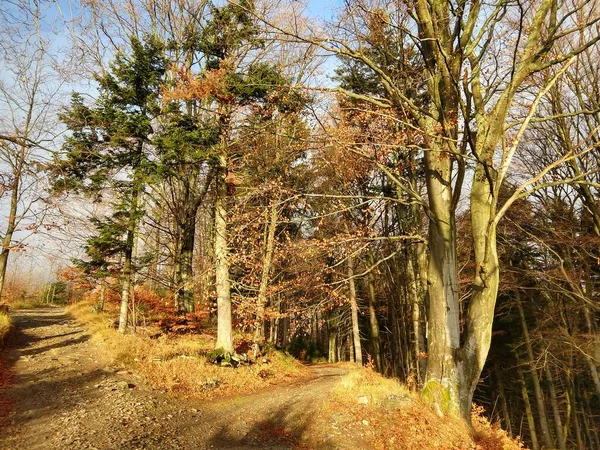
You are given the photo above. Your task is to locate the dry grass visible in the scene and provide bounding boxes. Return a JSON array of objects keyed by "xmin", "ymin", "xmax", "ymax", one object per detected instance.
[
  {"xmin": 67, "ymin": 299, "xmax": 305, "ymax": 399},
  {"xmin": 319, "ymin": 366, "xmax": 525, "ymax": 450},
  {"xmin": 0, "ymin": 313, "xmax": 11, "ymax": 345}
]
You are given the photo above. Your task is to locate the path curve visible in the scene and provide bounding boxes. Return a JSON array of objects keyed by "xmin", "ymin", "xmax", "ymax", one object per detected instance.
[{"xmin": 0, "ymin": 308, "xmax": 347, "ymax": 450}]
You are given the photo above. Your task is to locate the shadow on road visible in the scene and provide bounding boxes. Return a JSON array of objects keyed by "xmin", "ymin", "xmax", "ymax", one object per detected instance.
[
  {"xmin": 0, "ymin": 308, "xmax": 100, "ymax": 437},
  {"xmin": 208, "ymin": 403, "xmax": 311, "ymax": 449}
]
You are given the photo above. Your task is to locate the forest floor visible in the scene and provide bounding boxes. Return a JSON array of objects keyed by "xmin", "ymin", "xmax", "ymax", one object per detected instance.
[{"xmin": 0, "ymin": 308, "xmax": 356, "ymax": 450}]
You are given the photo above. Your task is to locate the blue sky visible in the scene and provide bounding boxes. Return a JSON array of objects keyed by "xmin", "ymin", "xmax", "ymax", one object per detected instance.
[{"xmin": 306, "ymin": 0, "xmax": 342, "ymax": 20}]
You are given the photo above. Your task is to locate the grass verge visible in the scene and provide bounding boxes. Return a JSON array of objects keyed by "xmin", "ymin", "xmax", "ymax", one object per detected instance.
[
  {"xmin": 315, "ymin": 366, "xmax": 524, "ymax": 450},
  {"xmin": 67, "ymin": 300, "xmax": 305, "ymax": 399},
  {"xmin": 0, "ymin": 313, "xmax": 11, "ymax": 346}
]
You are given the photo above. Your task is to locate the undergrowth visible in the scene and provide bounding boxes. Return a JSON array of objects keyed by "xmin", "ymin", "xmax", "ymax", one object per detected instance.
[
  {"xmin": 0, "ymin": 313, "xmax": 11, "ymax": 345},
  {"xmin": 319, "ymin": 366, "xmax": 525, "ymax": 450},
  {"xmin": 67, "ymin": 299, "xmax": 305, "ymax": 399}
]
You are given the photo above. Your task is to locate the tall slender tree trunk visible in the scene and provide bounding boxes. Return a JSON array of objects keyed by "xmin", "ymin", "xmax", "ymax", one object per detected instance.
[
  {"xmin": 495, "ymin": 364, "xmax": 513, "ymax": 438},
  {"xmin": 178, "ymin": 211, "xmax": 197, "ymax": 313},
  {"xmin": 119, "ymin": 227, "xmax": 135, "ymax": 334},
  {"xmin": 118, "ymin": 160, "xmax": 143, "ymax": 334},
  {"xmin": 583, "ymin": 307, "xmax": 600, "ymax": 395},
  {"xmin": 545, "ymin": 365, "xmax": 567, "ymax": 450},
  {"xmin": 423, "ymin": 139, "xmax": 462, "ymax": 414},
  {"xmin": 347, "ymin": 255, "xmax": 362, "ymax": 366},
  {"xmin": 518, "ymin": 367, "xmax": 540, "ymax": 450},
  {"xmin": 407, "ymin": 253, "xmax": 423, "ymax": 384},
  {"xmin": 516, "ymin": 296, "xmax": 554, "ymax": 448},
  {"xmin": 0, "ymin": 149, "xmax": 25, "ymax": 301},
  {"xmin": 565, "ymin": 370, "xmax": 584, "ymax": 450},
  {"xmin": 366, "ymin": 265, "xmax": 382, "ymax": 372},
  {"xmin": 254, "ymin": 201, "xmax": 278, "ymax": 348},
  {"xmin": 214, "ymin": 151, "xmax": 233, "ymax": 353},
  {"xmin": 0, "ymin": 92, "xmax": 32, "ymax": 301},
  {"xmin": 97, "ymin": 284, "xmax": 106, "ymax": 312}
]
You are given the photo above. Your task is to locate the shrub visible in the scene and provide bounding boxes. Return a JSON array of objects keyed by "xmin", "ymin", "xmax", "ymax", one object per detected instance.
[{"xmin": 0, "ymin": 313, "xmax": 11, "ymax": 345}]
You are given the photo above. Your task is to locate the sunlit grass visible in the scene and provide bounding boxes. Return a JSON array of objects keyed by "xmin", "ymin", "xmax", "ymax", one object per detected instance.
[
  {"xmin": 0, "ymin": 313, "xmax": 11, "ymax": 344},
  {"xmin": 321, "ymin": 365, "xmax": 524, "ymax": 450},
  {"xmin": 67, "ymin": 299, "xmax": 305, "ymax": 398}
]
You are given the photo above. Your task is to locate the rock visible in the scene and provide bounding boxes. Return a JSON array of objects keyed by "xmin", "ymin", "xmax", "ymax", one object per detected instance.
[
  {"xmin": 357, "ymin": 396, "xmax": 369, "ymax": 405},
  {"xmin": 116, "ymin": 381, "xmax": 131, "ymax": 390},
  {"xmin": 362, "ymin": 420, "xmax": 369, "ymax": 426},
  {"xmin": 201, "ymin": 378, "xmax": 221, "ymax": 389},
  {"xmin": 382, "ymin": 393, "xmax": 411, "ymax": 409},
  {"xmin": 220, "ymin": 360, "xmax": 232, "ymax": 368}
]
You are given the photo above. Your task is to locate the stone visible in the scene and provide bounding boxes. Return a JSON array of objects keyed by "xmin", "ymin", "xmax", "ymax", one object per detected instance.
[
  {"xmin": 382, "ymin": 394, "xmax": 411, "ymax": 410},
  {"xmin": 357, "ymin": 396, "xmax": 369, "ymax": 405}
]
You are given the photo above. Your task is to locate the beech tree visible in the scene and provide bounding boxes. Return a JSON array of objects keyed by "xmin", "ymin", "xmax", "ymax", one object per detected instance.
[{"xmin": 260, "ymin": 0, "xmax": 600, "ymax": 418}]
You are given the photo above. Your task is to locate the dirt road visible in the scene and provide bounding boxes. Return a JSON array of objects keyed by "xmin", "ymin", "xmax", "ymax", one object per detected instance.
[{"xmin": 0, "ymin": 308, "xmax": 347, "ymax": 450}]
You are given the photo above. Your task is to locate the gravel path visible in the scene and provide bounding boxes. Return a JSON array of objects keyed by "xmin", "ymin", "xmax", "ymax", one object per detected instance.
[{"xmin": 0, "ymin": 308, "xmax": 347, "ymax": 450}]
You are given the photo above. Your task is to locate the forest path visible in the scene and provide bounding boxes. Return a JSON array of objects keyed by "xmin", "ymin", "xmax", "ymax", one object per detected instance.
[{"xmin": 0, "ymin": 308, "xmax": 347, "ymax": 450}]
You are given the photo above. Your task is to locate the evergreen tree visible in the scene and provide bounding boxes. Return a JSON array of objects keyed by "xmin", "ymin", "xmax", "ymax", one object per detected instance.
[{"xmin": 51, "ymin": 35, "xmax": 166, "ymax": 333}]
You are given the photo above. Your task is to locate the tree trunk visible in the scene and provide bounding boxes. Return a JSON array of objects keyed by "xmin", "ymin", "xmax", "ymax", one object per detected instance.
[
  {"xmin": 565, "ymin": 368, "xmax": 584, "ymax": 450},
  {"xmin": 254, "ymin": 201, "xmax": 278, "ymax": 349},
  {"xmin": 97, "ymin": 284, "xmax": 105, "ymax": 312},
  {"xmin": 347, "ymin": 256, "xmax": 362, "ymax": 366},
  {"xmin": 422, "ymin": 141, "xmax": 462, "ymax": 415},
  {"xmin": 0, "ymin": 98, "xmax": 31, "ymax": 301},
  {"xmin": 407, "ymin": 253, "xmax": 423, "ymax": 384},
  {"xmin": 178, "ymin": 211, "xmax": 196, "ymax": 313},
  {"xmin": 518, "ymin": 367, "xmax": 540, "ymax": 450},
  {"xmin": 214, "ymin": 151, "xmax": 233, "ymax": 353},
  {"xmin": 118, "ymin": 174, "xmax": 142, "ymax": 334},
  {"xmin": 0, "ymin": 250, "xmax": 10, "ymax": 301},
  {"xmin": 516, "ymin": 296, "xmax": 554, "ymax": 448},
  {"xmin": 366, "ymin": 268, "xmax": 382, "ymax": 372},
  {"xmin": 118, "ymin": 227, "xmax": 134, "ymax": 334},
  {"xmin": 495, "ymin": 364, "xmax": 513, "ymax": 438},
  {"xmin": 0, "ymin": 163, "xmax": 22, "ymax": 301},
  {"xmin": 583, "ymin": 307, "xmax": 600, "ymax": 396},
  {"xmin": 545, "ymin": 365, "xmax": 567, "ymax": 450}
]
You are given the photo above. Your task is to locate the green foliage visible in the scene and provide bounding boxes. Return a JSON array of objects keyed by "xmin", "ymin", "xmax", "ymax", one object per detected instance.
[
  {"xmin": 51, "ymin": 35, "xmax": 166, "ymax": 196},
  {"xmin": 226, "ymin": 62, "xmax": 308, "ymax": 114},
  {"xmin": 39, "ymin": 281, "xmax": 69, "ymax": 305},
  {"xmin": 152, "ymin": 112, "xmax": 220, "ymax": 177},
  {"xmin": 50, "ymin": 35, "xmax": 167, "ymax": 280},
  {"xmin": 197, "ymin": 0, "xmax": 262, "ymax": 70},
  {"xmin": 334, "ymin": 8, "xmax": 425, "ymax": 104},
  {"xmin": 287, "ymin": 334, "xmax": 324, "ymax": 362}
]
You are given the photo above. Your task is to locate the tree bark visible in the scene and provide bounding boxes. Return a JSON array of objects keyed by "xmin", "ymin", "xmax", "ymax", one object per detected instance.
[
  {"xmin": 407, "ymin": 252, "xmax": 423, "ymax": 384},
  {"xmin": 422, "ymin": 138, "xmax": 462, "ymax": 415},
  {"xmin": 214, "ymin": 151, "xmax": 233, "ymax": 353},
  {"xmin": 347, "ymin": 255, "xmax": 362, "ymax": 366},
  {"xmin": 366, "ymin": 265, "xmax": 382, "ymax": 372},
  {"xmin": 495, "ymin": 364, "xmax": 513, "ymax": 438},
  {"xmin": 518, "ymin": 367, "xmax": 540, "ymax": 450},
  {"xmin": 545, "ymin": 365, "xmax": 567, "ymax": 450},
  {"xmin": 118, "ymin": 226, "xmax": 135, "ymax": 334},
  {"xmin": 175, "ymin": 210, "xmax": 197, "ymax": 314},
  {"xmin": 516, "ymin": 296, "xmax": 554, "ymax": 448},
  {"xmin": 254, "ymin": 201, "xmax": 278, "ymax": 348},
  {"xmin": 118, "ymin": 167, "xmax": 142, "ymax": 334}
]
